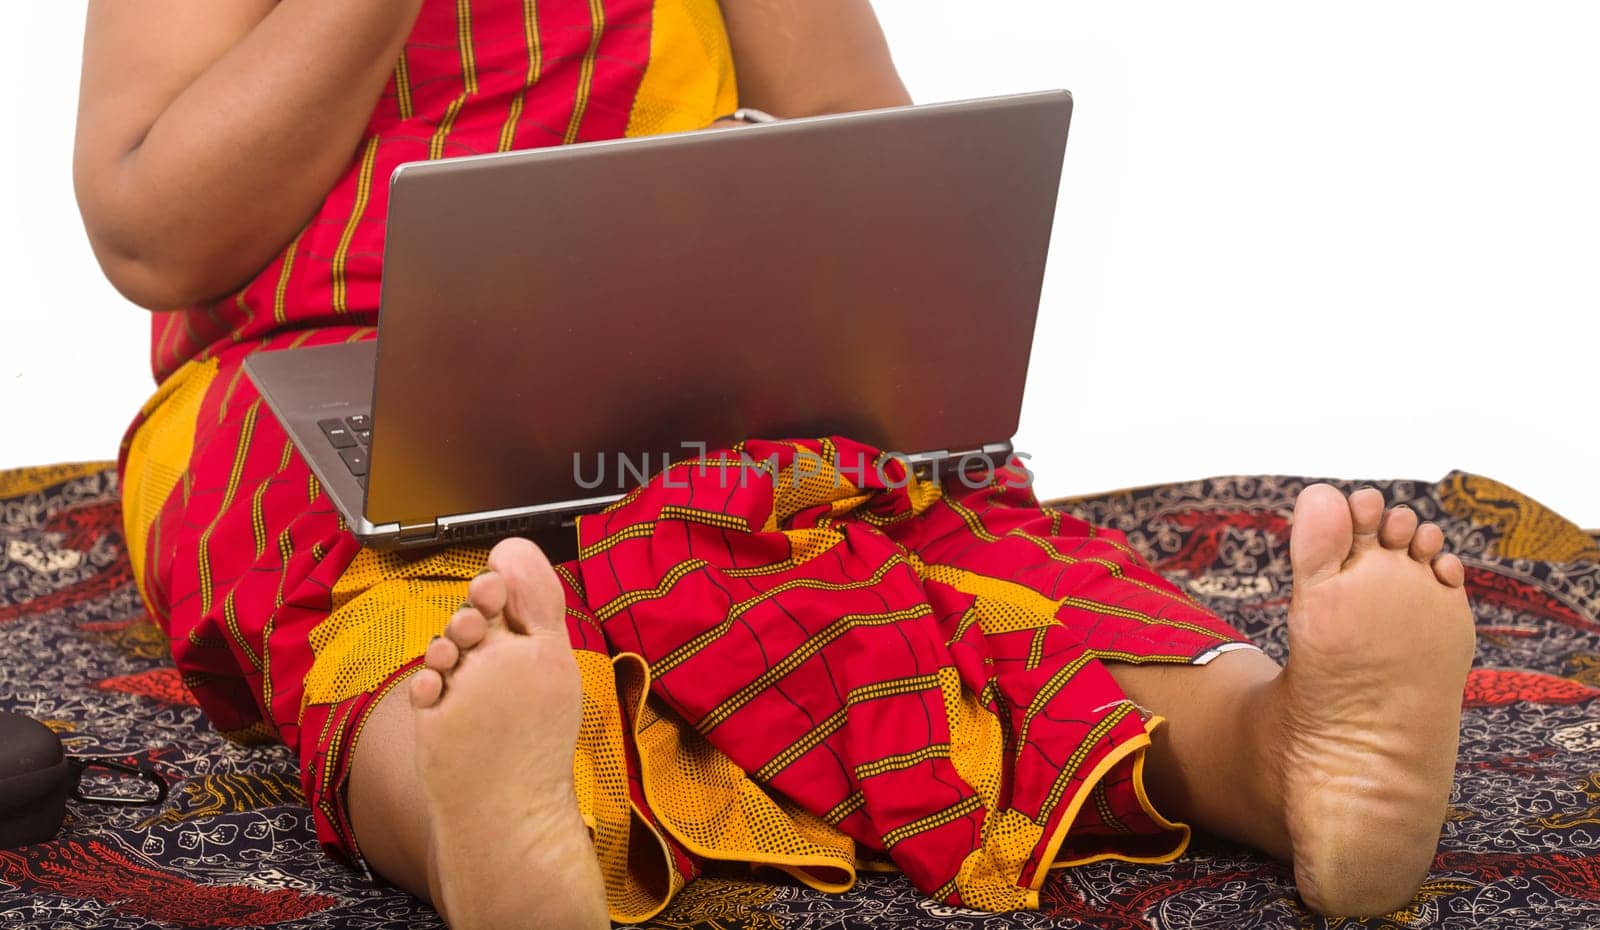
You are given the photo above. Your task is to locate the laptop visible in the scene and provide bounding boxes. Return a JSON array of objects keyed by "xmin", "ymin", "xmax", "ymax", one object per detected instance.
[{"xmin": 245, "ymin": 90, "xmax": 1073, "ymax": 550}]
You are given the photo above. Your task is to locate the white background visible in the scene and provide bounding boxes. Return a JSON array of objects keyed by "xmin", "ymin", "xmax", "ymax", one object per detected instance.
[{"xmin": 2, "ymin": 2, "xmax": 1596, "ymax": 525}]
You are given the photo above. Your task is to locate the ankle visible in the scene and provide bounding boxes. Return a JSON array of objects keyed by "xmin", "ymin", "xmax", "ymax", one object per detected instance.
[{"xmin": 1236, "ymin": 667, "xmax": 1296, "ymax": 860}]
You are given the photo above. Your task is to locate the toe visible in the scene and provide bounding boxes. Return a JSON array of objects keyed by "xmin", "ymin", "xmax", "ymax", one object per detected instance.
[
  {"xmin": 1378, "ymin": 506, "xmax": 1419, "ymax": 549},
  {"xmin": 425, "ymin": 635, "xmax": 460, "ymax": 673},
  {"xmin": 1409, "ymin": 523, "xmax": 1445, "ymax": 563},
  {"xmin": 444, "ymin": 608, "xmax": 490, "ymax": 650},
  {"xmin": 1432, "ymin": 552, "xmax": 1467, "ymax": 588},
  {"xmin": 486, "ymin": 537, "xmax": 566, "ymax": 636},
  {"xmin": 1290, "ymin": 483, "xmax": 1356, "ymax": 585},
  {"xmin": 410, "ymin": 668, "xmax": 444, "ymax": 709},
  {"xmin": 467, "ymin": 570, "xmax": 508, "ymax": 622},
  {"xmin": 1347, "ymin": 487, "xmax": 1385, "ymax": 550}
]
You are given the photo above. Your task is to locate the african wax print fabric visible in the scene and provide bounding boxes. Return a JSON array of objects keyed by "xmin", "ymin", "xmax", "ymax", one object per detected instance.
[{"xmin": 9, "ymin": 466, "xmax": 1597, "ymax": 928}]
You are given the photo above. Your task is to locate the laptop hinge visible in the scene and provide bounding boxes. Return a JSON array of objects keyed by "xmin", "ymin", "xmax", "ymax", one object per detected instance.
[
  {"xmin": 903, "ymin": 449, "xmax": 948, "ymax": 479},
  {"xmin": 905, "ymin": 442, "xmax": 1011, "ymax": 478},
  {"xmin": 398, "ymin": 520, "xmax": 438, "ymax": 542}
]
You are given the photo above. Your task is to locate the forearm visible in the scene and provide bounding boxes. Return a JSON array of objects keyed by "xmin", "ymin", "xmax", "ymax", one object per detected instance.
[
  {"xmin": 720, "ymin": 0, "xmax": 911, "ymax": 118},
  {"xmin": 75, "ymin": 0, "xmax": 423, "ymax": 309}
]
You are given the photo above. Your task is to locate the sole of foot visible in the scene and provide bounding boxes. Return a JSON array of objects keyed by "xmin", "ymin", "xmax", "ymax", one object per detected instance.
[
  {"xmin": 409, "ymin": 537, "xmax": 607, "ymax": 930},
  {"xmin": 1273, "ymin": 484, "xmax": 1474, "ymax": 916}
]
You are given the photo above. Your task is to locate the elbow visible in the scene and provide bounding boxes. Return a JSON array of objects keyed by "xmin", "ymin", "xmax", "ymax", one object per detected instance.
[
  {"xmin": 82, "ymin": 233, "xmax": 216, "ymax": 311},
  {"xmin": 75, "ymin": 158, "xmax": 223, "ymax": 311},
  {"xmin": 83, "ymin": 222, "xmax": 270, "ymax": 312},
  {"xmin": 76, "ymin": 207, "xmax": 228, "ymax": 312},
  {"xmin": 77, "ymin": 214, "xmax": 272, "ymax": 312}
]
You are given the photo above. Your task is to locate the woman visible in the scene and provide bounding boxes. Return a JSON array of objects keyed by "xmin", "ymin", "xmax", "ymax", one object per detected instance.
[{"xmin": 75, "ymin": 2, "xmax": 1476, "ymax": 927}]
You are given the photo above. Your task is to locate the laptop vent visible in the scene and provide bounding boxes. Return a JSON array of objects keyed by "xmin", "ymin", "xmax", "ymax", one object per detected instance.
[{"xmin": 442, "ymin": 516, "xmax": 536, "ymax": 542}]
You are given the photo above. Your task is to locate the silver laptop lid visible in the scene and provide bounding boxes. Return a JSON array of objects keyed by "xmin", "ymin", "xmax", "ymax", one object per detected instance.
[{"xmin": 366, "ymin": 91, "xmax": 1072, "ymax": 528}]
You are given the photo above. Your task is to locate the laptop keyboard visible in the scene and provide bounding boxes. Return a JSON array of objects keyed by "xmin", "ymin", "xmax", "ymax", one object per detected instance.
[{"xmin": 318, "ymin": 414, "xmax": 373, "ymax": 483}]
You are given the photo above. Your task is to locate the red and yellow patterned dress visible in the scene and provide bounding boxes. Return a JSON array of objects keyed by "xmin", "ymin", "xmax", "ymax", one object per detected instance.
[{"xmin": 116, "ymin": 0, "xmax": 1253, "ymax": 921}]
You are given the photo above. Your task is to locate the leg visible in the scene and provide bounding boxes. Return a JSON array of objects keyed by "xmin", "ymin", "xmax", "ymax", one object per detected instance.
[
  {"xmin": 347, "ymin": 682, "xmax": 433, "ymax": 899},
  {"xmin": 1109, "ymin": 649, "xmax": 1292, "ymax": 858},
  {"xmin": 1108, "ymin": 484, "xmax": 1474, "ymax": 916},
  {"xmin": 346, "ymin": 538, "xmax": 608, "ymax": 930}
]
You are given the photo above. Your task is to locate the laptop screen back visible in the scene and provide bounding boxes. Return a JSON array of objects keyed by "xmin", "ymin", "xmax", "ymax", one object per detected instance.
[{"xmin": 365, "ymin": 92, "xmax": 1072, "ymax": 527}]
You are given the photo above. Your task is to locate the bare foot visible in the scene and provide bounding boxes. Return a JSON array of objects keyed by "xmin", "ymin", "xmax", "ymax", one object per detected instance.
[
  {"xmin": 1268, "ymin": 484, "xmax": 1474, "ymax": 916},
  {"xmin": 409, "ymin": 537, "xmax": 607, "ymax": 930}
]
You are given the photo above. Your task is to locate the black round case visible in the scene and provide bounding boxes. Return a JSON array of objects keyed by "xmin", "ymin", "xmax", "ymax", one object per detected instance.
[{"xmin": 0, "ymin": 711, "xmax": 74, "ymax": 849}]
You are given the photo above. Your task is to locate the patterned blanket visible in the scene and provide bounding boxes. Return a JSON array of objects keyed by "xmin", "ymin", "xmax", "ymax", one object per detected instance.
[{"xmin": 2, "ymin": 463, "xmax": 1596, "ymax": 930}]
